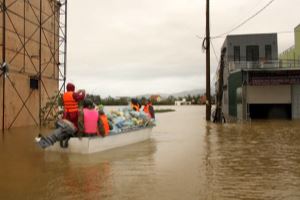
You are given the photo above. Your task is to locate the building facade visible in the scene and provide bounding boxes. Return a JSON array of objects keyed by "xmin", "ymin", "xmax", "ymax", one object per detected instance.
[{"xmin": 218, "ymin": 33, "xmax": 300, "ymax": 121}]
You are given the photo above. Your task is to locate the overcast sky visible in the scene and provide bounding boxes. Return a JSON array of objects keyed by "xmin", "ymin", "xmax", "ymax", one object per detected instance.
[{"xmin": 67, "ymin": 0, "xmax": 300, "ymax": 97}]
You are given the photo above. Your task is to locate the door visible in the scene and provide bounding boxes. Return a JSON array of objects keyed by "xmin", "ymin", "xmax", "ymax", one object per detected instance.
[
  {"xmin": 292, "ymin": 85, "xmax": 300, "ymax": 119},
  {"xmin": 246, "ymin": 45, "xmax": 259, "ymax": 62}
]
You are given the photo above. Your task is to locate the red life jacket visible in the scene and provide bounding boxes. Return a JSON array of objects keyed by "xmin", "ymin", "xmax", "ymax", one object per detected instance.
[
  {"xmin": 83, "ymin": 108, "xmax": 99, "ymax": 134},
  {"xmin": 100, "ymin": 115, "xmax": 110, "ymax": 136},
  {"xmin": 63, "ymin": 92, "xmax": 78, "ymax": 112}
]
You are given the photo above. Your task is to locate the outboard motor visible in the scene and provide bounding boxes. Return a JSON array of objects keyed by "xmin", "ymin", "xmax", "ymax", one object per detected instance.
[{"xmin": 35, "ymin": 119, "xmax": 77, "ymax": 149}]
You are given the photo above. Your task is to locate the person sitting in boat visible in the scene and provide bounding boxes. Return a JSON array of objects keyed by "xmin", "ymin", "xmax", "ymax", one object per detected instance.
[
  {"xmin": 63, "ymin": 82, "xmax": 85, "ymax": 129},
  {"xmin": 78, "ymin": 98, "xmax": 102, "ymax": 137},
  {"xmin": 35, "ymin": 119, "xmax": 77, "ymax": 149},
  {"xmin": 143, "ymin": 99, "xmax": 155, "ymax": 120},
  {"xmin": 130, "ymin": 98, "xmax": 140, "ymax": 112},
  {"xmin": 98, "ymin": 106, "xmax": 112, "ymax": 137}
]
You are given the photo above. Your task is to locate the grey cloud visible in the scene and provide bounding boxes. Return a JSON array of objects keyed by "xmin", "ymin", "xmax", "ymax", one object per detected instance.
[{"xmin": 67, "ymin": 0, "xmax": 300, "ymax": 96}]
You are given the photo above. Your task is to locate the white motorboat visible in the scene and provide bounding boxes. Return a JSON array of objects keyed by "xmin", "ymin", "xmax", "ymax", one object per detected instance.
[{"xmin": 46, "ymin": 126, "xmax": 153, "ymax": 154}]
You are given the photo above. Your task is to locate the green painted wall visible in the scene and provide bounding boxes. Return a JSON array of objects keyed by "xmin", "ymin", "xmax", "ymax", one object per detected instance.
[
  {"xmin": 228, "ymin": 71, "xmax": 243, "ymax": 117},
  {"xmin": 295, "ymin": 25, "xmax": 300, "ymax": 60},
  {"xmin": 279, "ymin": 24, "xmax": 300, "ymax": 62},
  {"xmin": 279, "ymin": 47, "xmax": 295, "ymax": 60}
]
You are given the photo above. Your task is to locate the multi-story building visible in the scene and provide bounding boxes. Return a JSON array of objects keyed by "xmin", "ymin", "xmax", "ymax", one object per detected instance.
[{"xmin": 217, "ymin": 33, "xmax": 300, "ymax": 121}]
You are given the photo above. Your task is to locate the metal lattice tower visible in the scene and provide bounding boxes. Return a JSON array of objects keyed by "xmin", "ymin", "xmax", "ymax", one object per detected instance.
[{"xmin": 0, "ymin": 0, "xmax": 67, "ymax": 130}]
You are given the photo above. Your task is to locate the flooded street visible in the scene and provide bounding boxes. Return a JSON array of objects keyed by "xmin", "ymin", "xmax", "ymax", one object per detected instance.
[{"xmin": 1, "ymin": 106, "xmax": 300, "ymax": 199}]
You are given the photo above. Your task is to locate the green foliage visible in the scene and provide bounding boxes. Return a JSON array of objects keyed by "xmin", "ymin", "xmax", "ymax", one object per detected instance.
[
  {"xmin": 40, "ymin": 91, "xmax": 63, "ymax": 127},
  {"xmin": 151, "ymin": 95, "xmax": 206, "ymax": 105},
  {"xmin": 86, "ymin": 94, "xmax": 129, "ymax": 106},
  {"xmin": 86, "ymin": 94, "xmax": 101, "ymax": 105},
  {"xmin": 154, "ymin": 109, "xmax": 175, "ymax": 113},
  {"xmin": 149, "ymin": 96, "xmax": 172, "ymax": 105}
]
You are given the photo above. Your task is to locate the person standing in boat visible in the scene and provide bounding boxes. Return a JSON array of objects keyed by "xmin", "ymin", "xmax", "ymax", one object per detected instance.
[
  {"xmin": 143, "ymin": 99, "xmax": 155, "ymax": 120},
  {"xmin": 78, "ymin": 98, "xmax": 102, "ymax": 137},
  {"xmin": 63, "ymin": 82, "xmax": 85, "ymax": 129}
]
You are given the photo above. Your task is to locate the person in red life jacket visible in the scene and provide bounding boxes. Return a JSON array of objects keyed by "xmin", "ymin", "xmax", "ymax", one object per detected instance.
[
  {"xmin": 98, "ymin": 107, "xmax": 112, "ymax": 137},
  {"xmin": 63, "ymin": 83, "xmax": 85, "ymax": 129},
  {"xmin": 143, "ymin": 99, "xmax": 155, "ymax": 119},
  {"xmin": 130, "ymin": 98, "xmax": 140, "ymax": 112},
  {"xmin": 78, "ymin": 98, "xmax": 102, "ymax": 137}
]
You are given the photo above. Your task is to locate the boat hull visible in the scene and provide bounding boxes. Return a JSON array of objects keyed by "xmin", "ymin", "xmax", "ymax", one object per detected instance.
[{"xmin": 46, "ymin": 127, "xmax": 153, "ymax": 154}]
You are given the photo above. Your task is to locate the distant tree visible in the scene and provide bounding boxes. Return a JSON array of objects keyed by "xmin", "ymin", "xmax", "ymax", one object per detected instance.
[
  {"xmin": 94, "ymin": 95, "xmax": 101, "ymax": 105},
  {"xmin": 167, "ymin": 95, "xmax": 175, "ymax": 101},
  {"xmin": 151, "ymin": 95, "xmax": 176, "ymax": 105},
  {"xmin": 186, "ymin": 94, "xmax": 192, "ymax": 102},
  {"xmin": 193, "ymin": 95, "xmax": 200, "ymax": 105}
]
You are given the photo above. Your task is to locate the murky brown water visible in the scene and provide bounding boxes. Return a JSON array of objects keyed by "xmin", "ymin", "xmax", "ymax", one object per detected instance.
[{"xmin": 1, "ymin": 106, "xmax": 300, "ymax": 200}]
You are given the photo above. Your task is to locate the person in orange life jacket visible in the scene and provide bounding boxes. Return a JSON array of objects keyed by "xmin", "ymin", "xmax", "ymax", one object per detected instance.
[
  {"xmin": 63, "ymin": 83, "xmax": 85, "ymax": 129},
  {"xmin": 143, "ymin": 99, "xmax": 155, "ymax": 119},
  {"xmin": 98, "ymin": 106, "xmax": 112, "ymax": 137},
  {"xmin": 130, "ymin": 98, "xmax": 140, "ymax": 112},
  {"xmin": 78, "ymin": 98, "xmax": 101, "ymax": 137}
]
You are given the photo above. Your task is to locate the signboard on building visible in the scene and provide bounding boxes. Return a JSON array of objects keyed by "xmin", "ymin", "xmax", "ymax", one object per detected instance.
[{"xmin": 248, "ymin": 70, "xmax": 300, "ymax": 85}]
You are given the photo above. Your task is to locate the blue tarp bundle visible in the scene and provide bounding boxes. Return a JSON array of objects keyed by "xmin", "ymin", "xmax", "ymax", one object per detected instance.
[{"xmin": 106, "ymin": 107, "xmax": 155, "ymax": 135}]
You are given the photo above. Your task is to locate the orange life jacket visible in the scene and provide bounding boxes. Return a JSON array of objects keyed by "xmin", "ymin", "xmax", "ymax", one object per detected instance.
[
  {"xmin": 100, "ymin": 115, "xmax": 110, "ymax": 136},
  {"xmin": 143, "ymin": 104, "xmax": 150, "ymax": 116},
  {"xmin": 132, "ymin": 104, "xmax": 140, "ymax": 112},
  {"xmin": 63, "ymin": 91, "xmax": 78, "ymax": 112}
]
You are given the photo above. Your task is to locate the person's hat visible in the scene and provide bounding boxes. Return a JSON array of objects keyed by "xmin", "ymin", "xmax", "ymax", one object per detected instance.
[{"xmin": 66, "ymin": 83, "xmax": 75, "ymax": 91}]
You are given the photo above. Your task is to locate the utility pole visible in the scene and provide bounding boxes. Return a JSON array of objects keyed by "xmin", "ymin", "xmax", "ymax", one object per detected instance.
[
  {"xmin": 213, "ymin": 48, "xmax": 226, "ymax": 123},
  {"xmin": 205, "ymin": 0, "xmax": 211, "ymax": 121},
  {"xmin": 2, "ymin": 0, "xmax": 6, "ymax": 130}
]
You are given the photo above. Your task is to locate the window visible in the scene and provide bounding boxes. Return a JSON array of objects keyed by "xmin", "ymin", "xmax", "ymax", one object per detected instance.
[
  {"xmin": 265, "ymin": 45, "xmax": 272, "ymax": 60},
  {"xmin": 30, "ymin": 77, "xmax": 39, "ymax": 90},
  {"xmin": 246, "ymin": 45, "xmax": 259, "ymax": 61},
  {"xmin": 234, "ymin": 46, "xmax": 240, "ymax": 61}
]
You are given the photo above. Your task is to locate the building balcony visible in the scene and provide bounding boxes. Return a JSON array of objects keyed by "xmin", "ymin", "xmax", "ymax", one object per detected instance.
[{"xmin": 228, "ymin": 59, "xmax": 300, "ymax": 72}]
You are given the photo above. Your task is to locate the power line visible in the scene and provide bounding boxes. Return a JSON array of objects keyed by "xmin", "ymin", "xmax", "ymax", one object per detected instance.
[
  {"xmin": 197, "ymin": 31, "xmax": 295, "ymax": 41},
  {"xmin": 210, "ymin": 40, "xmax": 219, "ymax": 63},
  {"xmin": 212, "ymin": 0, "xmax": 276, "ymax": 39}
]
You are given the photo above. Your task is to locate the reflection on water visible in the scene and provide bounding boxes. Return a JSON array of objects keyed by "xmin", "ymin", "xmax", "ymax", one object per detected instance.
[
  {"xmin": 1, "ymin": 106, "xmax": 300, "ymax": 199},
  {"xmin": 204, "ymin": 120, "xmax": 300, "ymax": 200}
]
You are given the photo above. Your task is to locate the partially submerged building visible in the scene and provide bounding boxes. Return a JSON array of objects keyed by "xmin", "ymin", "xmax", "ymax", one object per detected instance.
[
  {"xmin": 217, "ymin": 33, "xmax": 300, "ymax": 121},
  {"xmin": 0, "ymin": 0, "xmax": 67, "ymax": 129}
]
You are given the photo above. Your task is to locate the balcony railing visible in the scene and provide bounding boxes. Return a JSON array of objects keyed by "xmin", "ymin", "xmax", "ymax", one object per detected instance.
[{"xmin": 227, "ymin": 59, "xmax": 300, "ymax": 72}]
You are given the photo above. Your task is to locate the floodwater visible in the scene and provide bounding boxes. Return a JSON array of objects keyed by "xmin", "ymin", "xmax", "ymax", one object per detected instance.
[{"xmin": 1, "ymin": 106, "xmax": 300, "ymax": 200}]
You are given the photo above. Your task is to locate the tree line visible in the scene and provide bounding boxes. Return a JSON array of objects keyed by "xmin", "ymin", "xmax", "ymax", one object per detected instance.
[{"xmin": 83, "ymin": 94, "xmax": 213, "ymax": 106}]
